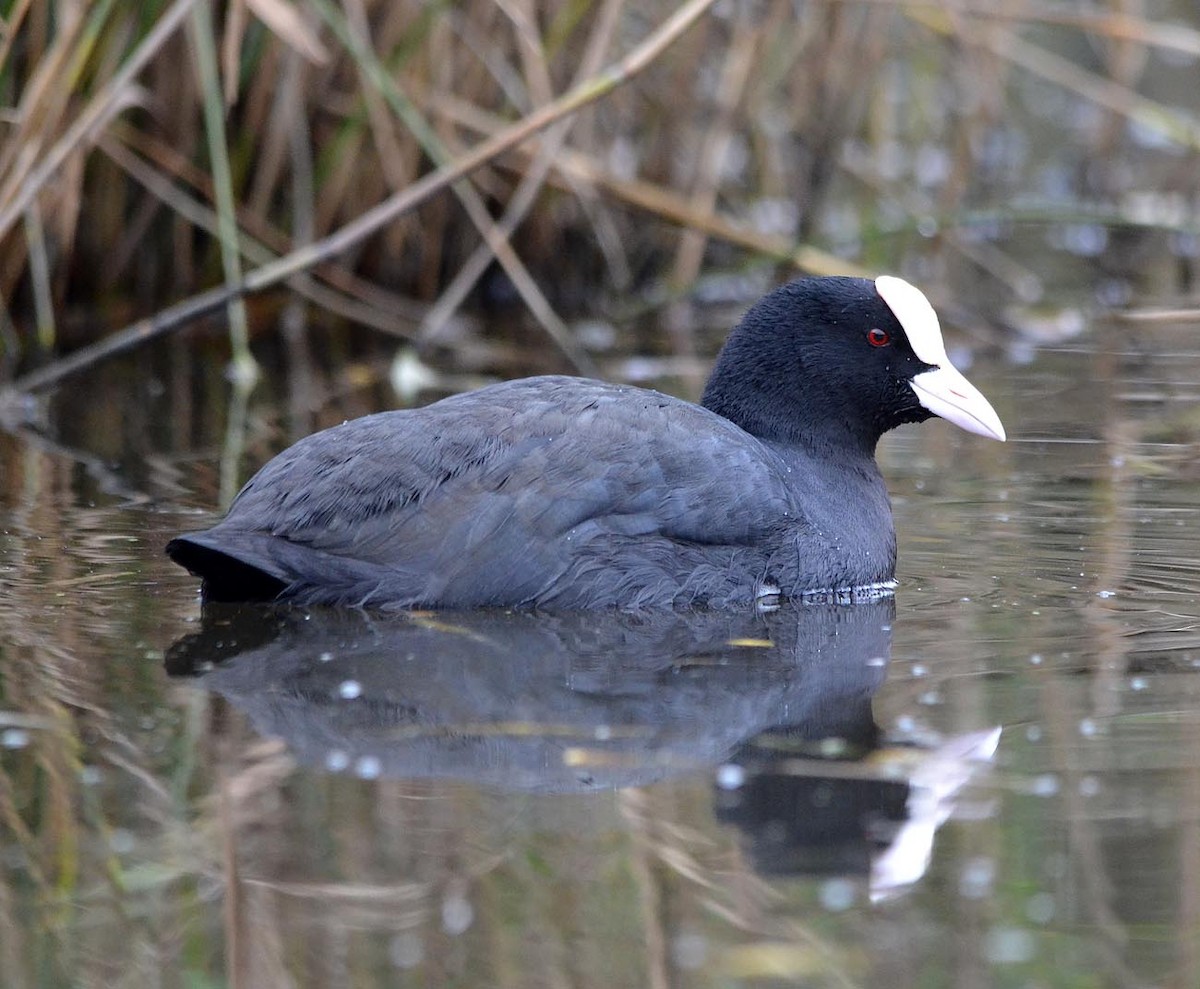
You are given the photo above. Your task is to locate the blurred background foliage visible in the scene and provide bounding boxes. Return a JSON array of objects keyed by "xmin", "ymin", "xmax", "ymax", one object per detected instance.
[{"xmin": 2, "ymin": 0, "xmax": 1199, "ymax": 384}]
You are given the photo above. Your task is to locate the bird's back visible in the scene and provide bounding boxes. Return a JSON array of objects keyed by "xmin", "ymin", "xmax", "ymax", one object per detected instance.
[{"xmin": 168, "ymin": 376, "xmax": 881, "ymax": 608}]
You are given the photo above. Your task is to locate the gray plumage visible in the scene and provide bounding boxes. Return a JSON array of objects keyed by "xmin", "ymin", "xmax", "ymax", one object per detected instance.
[{"xmin": 170, "ymin": 376, "xmax": 894, "ymax": 608}]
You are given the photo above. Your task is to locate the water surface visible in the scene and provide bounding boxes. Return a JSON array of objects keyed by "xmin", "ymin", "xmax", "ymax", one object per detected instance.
[{"xmin": 1, "ymin": 314, "xmax": 1199, "ymax": 987}]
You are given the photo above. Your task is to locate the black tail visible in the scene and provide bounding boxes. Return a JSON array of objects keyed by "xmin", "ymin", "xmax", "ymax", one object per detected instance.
[{"xmin": 166, "ymin": 536, "xmax": 288, "ymax": 603}]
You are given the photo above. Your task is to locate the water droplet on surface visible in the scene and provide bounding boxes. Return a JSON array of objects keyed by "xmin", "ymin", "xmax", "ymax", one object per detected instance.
[
  {"xmin": 1051, "ymin": 223, "xmax": 1108, "ymax": 257},
  {"xmin": 959, "ymin": 857, "xmax": 996, "ymax": 899},
  {"xmin": 338, "ymin": 680, "xmax": 362, "ymax": 700},
  {"xmin": 442, "ymin": 894, "xmax": 474, "ymax": 935},
  {"xmin": 325, "ymin": 750, "xmax": 350, "ymax": 772},
  {"xmin": 355, "ymin": 755, "xmax": 382, "ymax": 780},
  {"xmin": 716, "ymin": 764, "xmax": 746, "ymax": 790},
  {"xmin": 819, "ymin": 878, "xmax": 857, "ymax": 911},
  {"xmin": 1078, "ymin": 718, "xmax": 1098, "ymax": 737},
  {"xmin": 574, "ymin": 319, "xmax": 617, "ymax": 351},
  {"xmin": 915, "ymin": 144, "xmax": 950, "ymax": 187},
  {"xmin": 389, "ymin": 932, "xmax": 424, "ymax": 969},
  {"xmin": 1031, "ymin": 774, "xmax": 1060, "ymax": 797},
  {"xmin": 1, "ymin": 728, "xmax": 29, "ymax": 749},
  {"xmin": 818, "ymin": 737, "xmax": 848, "ymax": 758},
  {"xmin": 984, "ymin": 926, "xmax": 1037, "ymax": 965}
]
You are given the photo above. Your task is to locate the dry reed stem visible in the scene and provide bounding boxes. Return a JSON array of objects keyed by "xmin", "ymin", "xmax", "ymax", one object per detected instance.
[
  {"xmin": 0, "ymin": 2, "xmax": 83, "ymax": 183},
  {"xmin": 106, "ymin": 122, "xmax": 427, "ymax": 323},
  {"xmin": 0, "ymin": 1, "xmax": 95, "ymax": 301},
  {"xmin": 324, "ymin": 0, "xmax": 591, "ymax": 372},
  {"xmin": 417, "ymin": 0, "xmax": 626, "ymax": 345},
  {"xmin": 220, "ymin": 0, "xmax": 249, "ymax": 107},
  {"xmin": 668, "ymin": 9, "xmax": 760, "ymax": 291},
  {"xmin": 219, "ymin": 765, "xmax": 241, "ymax": 989},
  {"xmin": 661, "ymin": 7, "xmax": 763, "ymax": 390},
  {"xmin": 0, "ymin": 0, "xmax": 198, "ymax": 242},
  {"xmin": 244, "ymin": 0, "xmax": 330, "ymax": 65},
  {"xmin": 905, "ymin": 5, "xmax": 1200, "ymax": 149},
  {"xmin": 428, "ymin": 94, "xmax": 858, "ymax": 276},
  {"xmin": 832, "ymin": 0, "xmax": 1200, "ymax": 56},
  {"xmin": 1116, "ymin": 306, "xmax": 1200, "ymax": 322},
  {"xmin": 245, "ymin": 49, "xmax": 299, "ymax": 223},
  {"xmin": 22, "ymin": 199, "xmax": 55, "ymax": 348},
  {"xmin": 618, "ymin": 789, "xmax": 670, "ymax": 989},
  {"xmin": 835, "ymin": 138, "xmax": 1046, "ymax": 302},
  {"xmin": 926, "ymin": 1, "xmax": 1013, "ymax": 242},
  {"xmin": 189, "ymin": 0, "xmax": 256, "ymax": 382},
  {"xmin": 1182, "ymin": 724, "xmax": 1200, "ymax": 986},
  {"xmin": 0, "ymin": 0, "xmax": 721, "ymax": 399},
  {"xmin": 1037, "ymin": 674, "xmax": 1141, "ymax": 980},
  {"xmin": 0, "ymin": 0, "xmax": 36, "ymax": 71}
]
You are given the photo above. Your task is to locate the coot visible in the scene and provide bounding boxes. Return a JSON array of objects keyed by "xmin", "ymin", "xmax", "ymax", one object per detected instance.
[{"xmin": 168, "ymin": 276, "xmax": 1005, "ymax": 609}]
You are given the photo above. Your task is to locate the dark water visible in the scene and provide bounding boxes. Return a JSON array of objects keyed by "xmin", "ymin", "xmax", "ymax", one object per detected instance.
[{"xmin": 1, "ymin": 307, "xmax": 1198, "ymax": 987}]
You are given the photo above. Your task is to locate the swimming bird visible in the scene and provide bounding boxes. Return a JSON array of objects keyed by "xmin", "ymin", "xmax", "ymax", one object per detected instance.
[{"xmin": 167, "ymin": 275, "xmax": 1005, "ymax": 609}]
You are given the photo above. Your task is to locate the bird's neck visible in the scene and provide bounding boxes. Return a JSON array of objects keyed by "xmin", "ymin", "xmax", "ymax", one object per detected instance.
[{"xmin": 701, "ymin": 371, "xmax": 882, "ymax": 460}]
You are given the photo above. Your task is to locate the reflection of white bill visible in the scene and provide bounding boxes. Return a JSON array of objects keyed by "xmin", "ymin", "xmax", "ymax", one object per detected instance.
[{"xmin": 870, "ymin": 727, "xmax": 1003, "ymax": 902}]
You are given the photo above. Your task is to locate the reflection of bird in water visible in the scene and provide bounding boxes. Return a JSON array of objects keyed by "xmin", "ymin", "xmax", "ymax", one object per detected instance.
[
  {"xmin": 168, "ymin": 597, "xmax": 999, "ymax": 896},
  {"xmin": 166, "ymin": 599, "xmax": 896, "ymax": 791}
]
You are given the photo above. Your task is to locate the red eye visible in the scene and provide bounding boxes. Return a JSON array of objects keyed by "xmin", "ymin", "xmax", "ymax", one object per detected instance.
[{"xmin": 867, "ymin": 328, "xmax": 890, "ymax": 347}]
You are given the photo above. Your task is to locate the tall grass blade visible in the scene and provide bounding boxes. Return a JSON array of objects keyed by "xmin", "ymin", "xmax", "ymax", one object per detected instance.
[{"xmin": 189, "ymin": 0, "xmax": 258, "ymax": 385}]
